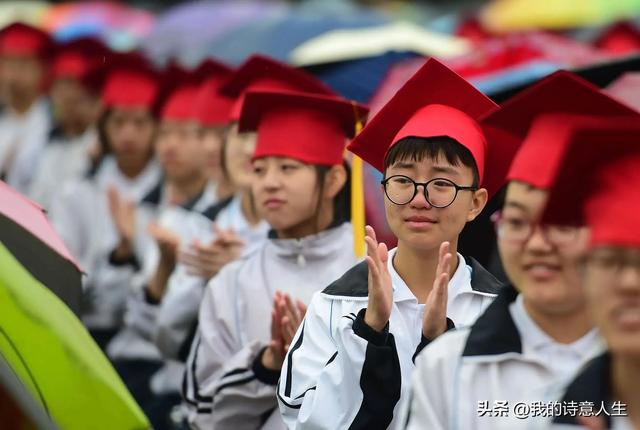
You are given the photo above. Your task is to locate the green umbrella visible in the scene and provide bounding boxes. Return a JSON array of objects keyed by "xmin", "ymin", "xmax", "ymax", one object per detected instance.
[{"xmin": 0, "ymin": 241, "xmax": 149, "ymax": 430}]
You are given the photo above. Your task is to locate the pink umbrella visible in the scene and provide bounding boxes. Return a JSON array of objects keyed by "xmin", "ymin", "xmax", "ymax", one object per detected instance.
[{"xmin": 0, "ymin": 181, "xmax": 82, "ymax": 314}]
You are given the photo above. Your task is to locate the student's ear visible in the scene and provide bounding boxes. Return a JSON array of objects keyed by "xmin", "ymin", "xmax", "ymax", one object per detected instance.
[
  {"xmin": 323, "ymin": 165, "xmax": 347, "ymax": 200},
  {"xmin": 466, "ymin": 187, "xmax": 488, "ymax": 222}
]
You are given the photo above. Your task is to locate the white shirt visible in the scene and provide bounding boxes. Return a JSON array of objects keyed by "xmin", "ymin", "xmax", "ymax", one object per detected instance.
[
  {"xmin": 510, "ymin": 295, "xmax": 601, "ymax": 380},
  {"xmin": 0, "ymin": 98, "xmax": 52, "ymax": 194},
  {"xmin": 28, "ymin": 127, "xmax": 97, "ymax": 209}
]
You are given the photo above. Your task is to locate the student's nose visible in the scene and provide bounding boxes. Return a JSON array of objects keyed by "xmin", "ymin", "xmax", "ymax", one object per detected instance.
[
  {"xmin": 617, "ymin": 263, "xmax": 640, "ymax": 292},
  {"xmin": 409, "ymin": 184, "xmax": 432, "ymax": 209},
  {"xmin": 524, "ymin": 225, "xmax": 554, "ymax": 254}
]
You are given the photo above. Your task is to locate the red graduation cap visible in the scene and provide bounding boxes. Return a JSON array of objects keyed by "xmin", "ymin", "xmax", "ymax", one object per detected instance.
[
  {"xmin": 0, "ymin": 22, "xmax": 52, "ymax": 60},
  {"xmin": 51, "ymin": 37, "xmax": 111, "ymax": 91},
  {"xmin": 481, "ymin": 70, "xmax": 639, "ymax": 190},
  {"xmin": 538, "ymin": 118, "xmax": 640, "ymax": 248},
  {"xmin": 159, "ymin": 63, "xmax": 200, "ymax": 121},
  {"xmin": 160, "ymin": 59, "xmax": 234, "ymax": 122},
  {"xmin": 191, "ymin": 60, "xmax": 235, "ymax": 126},
  {"xmin": 219, "ymin": 54, "xmax": 335, "ymax": 121},
  {"xmin": 101, "ymin": 52, "xmax": 160, "ymax": 110},
  {"xmin": 239, "ymin": 90, "xmax": 369, "ymax": 166},
  {"xmin": 346, "ymin": 58, "xmax": 501, "ymax": 195}
]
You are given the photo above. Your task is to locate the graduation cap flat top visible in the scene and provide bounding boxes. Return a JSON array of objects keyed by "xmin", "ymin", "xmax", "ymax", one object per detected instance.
[
  {"xmin": 536, "ymin": 118, "xmax": 640, "ymax": 247},
  {"xmin": 219, "ymin": 54, "xmax": 336, "ymax": 121},
  {"xmin": 240, "ymin": 90, "xmax": 369, "ymax": 166},
  {"xmin": 346, "ymin": 58, "xmax": 502, "ymax": 194}
]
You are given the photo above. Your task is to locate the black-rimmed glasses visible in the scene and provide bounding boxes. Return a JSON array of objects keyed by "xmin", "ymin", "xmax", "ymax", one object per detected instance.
[{"xmin": 381, "ymin": 175, "xmax": 477, "ymax": 208}]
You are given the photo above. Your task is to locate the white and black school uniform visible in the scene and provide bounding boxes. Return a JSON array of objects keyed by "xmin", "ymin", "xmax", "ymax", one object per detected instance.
[
  {"xmin": 185, "ymin": 221, "xmax": 359, "ymax": 430},
  {"xmin": 0, "ymin": 98, "xmax": 52, "ymax": 194},
  {"xmin": 550, "ymin": 353, "xmax": 635, "ymax": 430},
  {"xmin": 407, "ymin": 285, "xmax": 603, "ymax": 430},
  {"xmin": 28, "ymin": 125, "xmax": 96, "ymax": 209},
  {"xmin": 48, "ymin": 155, "xmax": 161, "ymax": 346},
  {"xmin": 277, "ymin": 249, "xmax": 501, "ymax": 430}
]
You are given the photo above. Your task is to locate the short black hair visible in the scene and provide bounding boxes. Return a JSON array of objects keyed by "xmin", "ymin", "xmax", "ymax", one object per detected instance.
[{"xmin": 383, "ymin": 136, "xmax": 479, "ymax": 187}]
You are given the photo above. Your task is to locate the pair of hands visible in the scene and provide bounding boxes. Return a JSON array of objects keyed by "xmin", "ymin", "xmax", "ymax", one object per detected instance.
[
  {"xmin": 179, "ymin": 224, "xmax": 245, "ymax": 279},
  {"xmin": 147, "ymin": 222, "xmax": 245, "ymax": 280},
  {"xmin": 364, "ymin": 225, "xmax": 453, "ymax": 340},
  {"xmin": 261, "ymin": 291, "xmax": 307, "ymax": 371}
]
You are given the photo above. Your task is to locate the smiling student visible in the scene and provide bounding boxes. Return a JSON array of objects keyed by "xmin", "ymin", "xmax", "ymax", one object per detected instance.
[
  {"xmin": 406, "ymin": 71, "xmax": 640, "ymax": 430},
  {"xmin": 276, "ymin": 58, "xmax": 517, "ymax": 430},
  {"xmin": 538, "ymin": 120, "xmax": 640, "ymax": 430}
]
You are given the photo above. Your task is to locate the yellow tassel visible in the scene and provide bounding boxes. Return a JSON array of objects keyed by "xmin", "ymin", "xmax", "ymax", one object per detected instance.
[{"xmin": 351, "ymin": 103, "xmax": 366, "ymax": 258}]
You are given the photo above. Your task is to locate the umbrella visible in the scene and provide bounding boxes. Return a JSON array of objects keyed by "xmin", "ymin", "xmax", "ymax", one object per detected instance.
[
  {"xmin": 205, "ymin": 3, "xmax": 387, "ymax": 65},
  {"xmin": 0, "ymin": 240, "xmax": 149, "ymax": 429},
  {"xmin": 40, "ymin": 2, "xmax": 155, "ymax": 50},
  {"xmin": 0, "ymin": 181, "xmax": 82, "ymax": 315},
  {"xmin": 480, "ymin": 0, "xmax": 640, "ymax": 32},
  {"xmin": 142, "ymin": 0, "xmax": 288, "ymax": 66},
  {"xmin": 290, "ymin": 21, "xmax": 470, "ymax": 67},
  {"xmin": 0, "ymin": 355, "xmax": 58, "ymax": 430},
  {"xmin": 304, "ymin": 51, "xmax": 419, "ymax": 102}
]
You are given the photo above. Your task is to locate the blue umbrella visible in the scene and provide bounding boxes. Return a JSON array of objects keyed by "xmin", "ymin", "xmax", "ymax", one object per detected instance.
[{"xmin": 205, "ymin": 4, "xmax": 388, "ymax": 65}]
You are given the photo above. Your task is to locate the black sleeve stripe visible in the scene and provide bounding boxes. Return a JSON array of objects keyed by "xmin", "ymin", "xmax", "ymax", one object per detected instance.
[
  {"xmin": 326, "ymin": 351, "xmax": 338, "ymax": 366},
  {"xmin": 284, "ymin": 320, "xmax": 305, "ymax": 397},
  {"xmin": 347, "ymin": 331, "xmax": 402, "ymax": 429},
  {"xmin": 278, "ymin": 389, "xmax": 302, "ymax": 410},
  {"xmin": 214, "ymin": 375, "xmax": 257, "ymax": 396},
  {"xmin": 295, "ymin": 386, "xmax": 317, "ymax": 400},
  {"xmin": 178, "ymin": 319, "xmax": 199, "ymax": 362},
  {"xmin": 190, "ymin": 335, "xmax": 213, "ymax": 404},
  {"xmin": 197, "ymin": 407, "xmax": 212, "ymax": 414},
  {"xmin": 222, "ymin": 367, "xmax": 251, "ymax": 379}
]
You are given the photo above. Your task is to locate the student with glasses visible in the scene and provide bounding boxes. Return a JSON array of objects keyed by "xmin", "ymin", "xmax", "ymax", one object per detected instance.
[
  {"xmin": 542, "ymin": 121, "xmax": 640, "ymax": 430},
  {"xmin": 277, "ymin": 59, "xmax": 513, "ymax": 430},
  {"xmin": 406, "ymin": 71, "xmax": 640, "ymax": 430}
]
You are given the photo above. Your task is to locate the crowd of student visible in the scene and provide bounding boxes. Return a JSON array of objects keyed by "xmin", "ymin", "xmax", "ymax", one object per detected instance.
[{"xmin": 0, "ymin": 20, "xmax": 638, "ymax": 430}]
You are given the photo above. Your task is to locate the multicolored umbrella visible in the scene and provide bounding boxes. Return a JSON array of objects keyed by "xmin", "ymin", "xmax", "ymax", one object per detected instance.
[
  {"xmin": 0, "ymin": 240, "xmax": 149, "ymax": 429},
  {"xmin": 40, "ymin": 2, "xmax": 154, "ymax": 50},
  {"xmin": 0, "ymin": 181, "xmax": 82, "ymax": 314}
]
